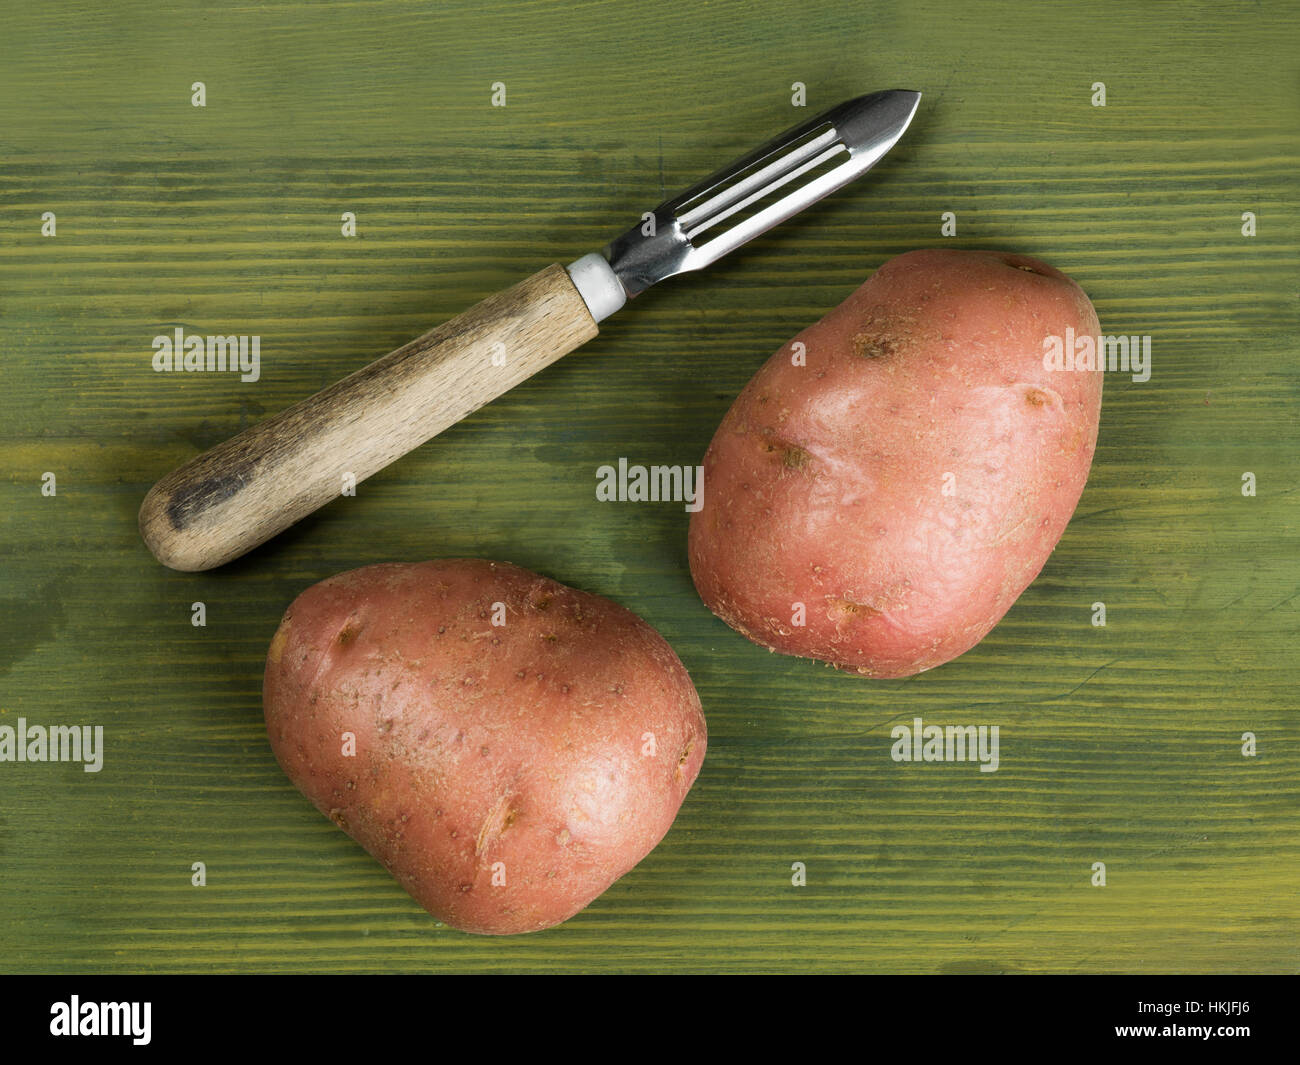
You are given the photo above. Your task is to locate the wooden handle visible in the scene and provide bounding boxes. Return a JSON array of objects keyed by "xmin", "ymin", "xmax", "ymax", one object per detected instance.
[{"xmin": 140, "ymin": 264, "xmax": 598, "ymax": 571}]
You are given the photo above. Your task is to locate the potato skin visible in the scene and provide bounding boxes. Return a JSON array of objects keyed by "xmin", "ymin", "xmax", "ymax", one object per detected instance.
[
  {"xmin": 263, "ymin": 560, "xmax": 706, "ymax": 934},
  {"xmin": 688, "ymin": 249, "xmax": 1103, "ymax": 678}
]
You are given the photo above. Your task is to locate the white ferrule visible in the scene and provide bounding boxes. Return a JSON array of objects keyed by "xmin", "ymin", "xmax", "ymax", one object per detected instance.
[{"xmin": 566, "ymin": 252, "xmax": 627, "ymax": 324}]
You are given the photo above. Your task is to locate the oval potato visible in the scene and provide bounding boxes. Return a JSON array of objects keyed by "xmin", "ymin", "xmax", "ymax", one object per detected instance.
[
  {"xmin": 688, "ymin": 249, "xmax": 1103, "ymax": 678},
  {"xmin": 264, "ymin": 559, "xmax": 706, "ymax": 934}
]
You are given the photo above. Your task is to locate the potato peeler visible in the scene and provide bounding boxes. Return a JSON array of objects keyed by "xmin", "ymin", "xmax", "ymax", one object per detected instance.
[{"xmin": 140, "ymin": 90, "xmax": 921, "ymax": 570}]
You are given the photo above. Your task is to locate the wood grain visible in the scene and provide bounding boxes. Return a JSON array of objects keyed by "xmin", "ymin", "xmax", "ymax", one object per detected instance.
[
  {"xmin": 0, "ymin": 0, "xmax": 1296, "ymax": 974},
  {"xmin": 139, "ymin": 264, "xmax": 596, "ymax": 570}
]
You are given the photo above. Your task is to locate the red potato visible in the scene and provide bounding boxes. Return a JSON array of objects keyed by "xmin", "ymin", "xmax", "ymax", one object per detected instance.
[
  {"xmin": 688, "ymin": 249, "xmax": 1103, "ymax": 678},
  {"xmin": 263, "ymin": 560, "xmax": 706, "ymax": 934}
]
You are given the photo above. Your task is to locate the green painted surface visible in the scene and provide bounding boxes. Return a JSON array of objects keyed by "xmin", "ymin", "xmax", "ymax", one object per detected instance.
[{"xmin": 1, "ymin": 0, "xmax": 1296, "ymax": 973}]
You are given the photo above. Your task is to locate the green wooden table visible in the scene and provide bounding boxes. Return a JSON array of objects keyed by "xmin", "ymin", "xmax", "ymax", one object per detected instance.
[{"xmin": 1, "ymin": 0, "xmax": 1296, "ymax": 974}]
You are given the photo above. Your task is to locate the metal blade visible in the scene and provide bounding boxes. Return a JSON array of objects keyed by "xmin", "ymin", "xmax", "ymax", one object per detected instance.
[{"xmin": 603, "ymin": 90, "xmax": 921, "ymax": 297}]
